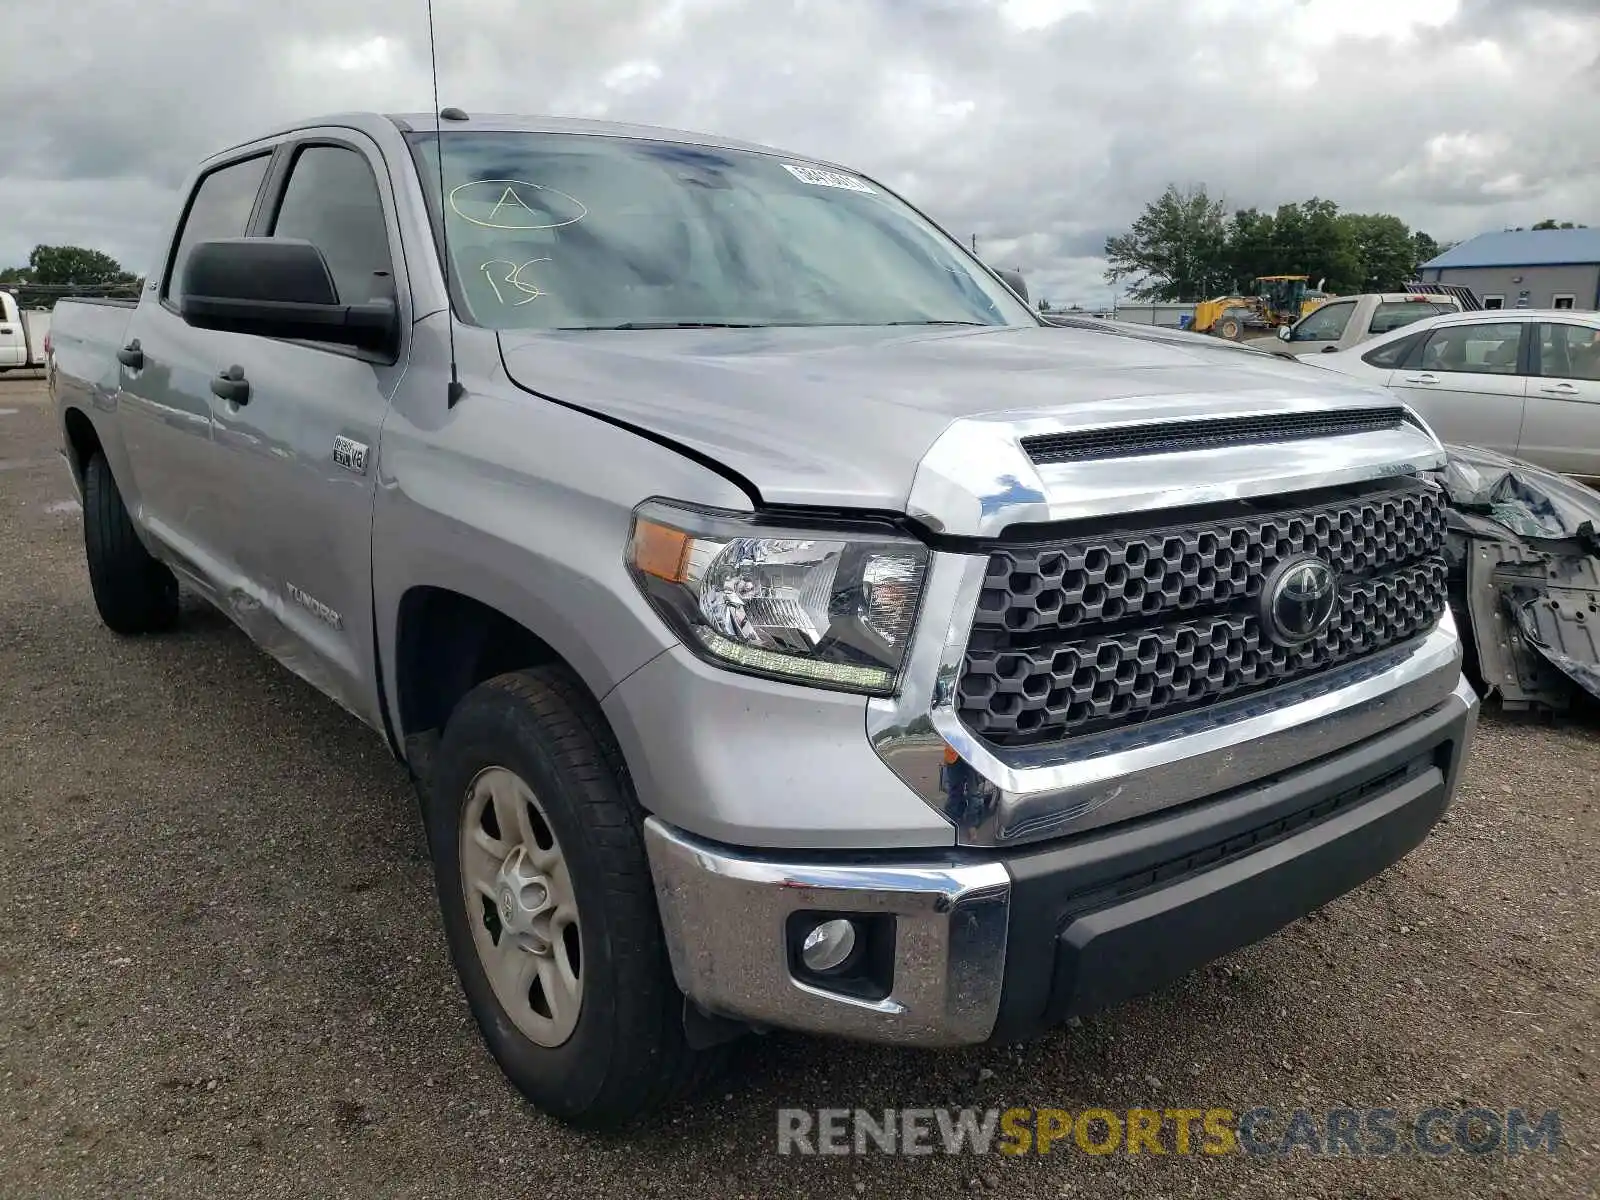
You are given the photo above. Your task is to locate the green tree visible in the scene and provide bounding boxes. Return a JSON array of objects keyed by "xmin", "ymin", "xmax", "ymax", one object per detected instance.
[
  {"xmin": 1530, "ymin": 219, "xmax": 1586, "ymax": 230},
  {"xmin": 1341, "ymin": 213, "xmax": 1419, "ymax": 291},
  {"xmin": 1411, "ymin": 231, "xmax": 1441, "ymax": 269},
  {"xmin": 1038, "ymin": 297, "xmax": 1052, "ymax": 312},
  {"xmin": 1104, "ymin": 184, "xmax": 1230, "ymax": 302},
  {"xmin": 26, "ymin": 244, "xmax": 137, "ymax": 287},
  {"xmin": 1223, "ymin": 207, "xmax": 1279, "ymax": 290}
]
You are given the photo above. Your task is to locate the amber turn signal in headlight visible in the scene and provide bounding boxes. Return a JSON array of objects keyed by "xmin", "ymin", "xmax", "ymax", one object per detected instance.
[{"xmin": 627, "ymin": 501, "xmax": 930, "ymax": 696}]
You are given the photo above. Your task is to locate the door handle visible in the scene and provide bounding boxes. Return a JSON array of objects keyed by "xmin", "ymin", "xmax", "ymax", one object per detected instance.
[
  {"xmin": 1320, "ymin": 345, "xmax": 1338, "ymax": 353},
  {"xmin": 0, "ymin": 326, "xmax": 13, "ymax": 335},
  {"xmin": 1401, "ymin": 373, "xmax": 1440, "ymax": 384},
  {"xmin": 116, "ymin": 339, "xmax": 144, "ymax": 369},
  {"xmin": 210, "ymin": 364, "xmax": 250, "ymax": 405},
  {"xmin": 1538, "ymin": 383, "xmax": 1580, "ymax": 395}
]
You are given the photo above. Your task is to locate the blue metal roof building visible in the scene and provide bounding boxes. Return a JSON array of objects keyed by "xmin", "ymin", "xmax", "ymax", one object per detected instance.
[{"xmin": 1420, "ymin": 228, "xmax": 1600, "ymax": 310}]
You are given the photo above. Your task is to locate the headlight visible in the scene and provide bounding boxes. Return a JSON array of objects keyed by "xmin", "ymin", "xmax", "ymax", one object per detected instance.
[{"xmin": 627, "ymin": 500, "xmax": 930, "ymax": 695}]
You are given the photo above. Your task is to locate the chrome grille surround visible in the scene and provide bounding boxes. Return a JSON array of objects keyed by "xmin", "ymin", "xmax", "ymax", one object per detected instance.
[{"xmin": 867, "ymin": 395, "xmax": 1464, "ymax": 848}]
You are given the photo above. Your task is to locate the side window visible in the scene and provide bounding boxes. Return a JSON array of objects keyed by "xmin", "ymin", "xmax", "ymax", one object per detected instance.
[
  {"xmin": 1369, "ymin": 301, "xmax": 1453, "ymax": 335},
  {"xmin": 1536, "ymin": 323, "xmax": 1600, "ymax": 382},
  {"xmin": 1361, "ymin": 330, "xmax": 1425, "ymax": 368},
  {"xmin": 163, "ymin": 155, "xmax": 271, "ymax": 304},
  {"xmin": 1417, "ymin": 323, "xmax": 1525, "ymax": 375},
  {"xmin": 269, "ymin": 145, "xmax": 393, "ymax": 305},
  {"xmin": 1292, "ymin": 301, "xmax": 1355, "ymax": 342}
]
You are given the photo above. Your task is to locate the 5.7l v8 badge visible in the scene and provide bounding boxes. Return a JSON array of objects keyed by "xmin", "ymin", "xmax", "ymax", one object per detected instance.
[{"xmin": 333, "ymin": 435, "xmax": 370, "ymax": 475}]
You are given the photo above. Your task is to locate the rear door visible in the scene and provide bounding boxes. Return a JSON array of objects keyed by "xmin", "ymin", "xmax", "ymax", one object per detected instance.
[
  {"xmin": 1385, "ymin": 320, "xmax": 1529, "ymax": 455},
  {"xmin": 1517, "ymin": 320, "xmax": 1600, "ymax": 480},
  {"xmin": 117, "ymin": 150, "xmax": 275, "ymax": 585},
  {"xmin": 201, "ymin": 130, "xmax": 411, "ymax": 726},
  {"xmin": 1284, "ymin": 299, "xmax": 1357, "ymax": 356}
]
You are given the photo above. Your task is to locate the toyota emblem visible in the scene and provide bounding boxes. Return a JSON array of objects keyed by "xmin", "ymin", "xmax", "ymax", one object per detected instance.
[{"xmin": 1262, "ymin": 556, "xmax": 1337, "ymax": 646}]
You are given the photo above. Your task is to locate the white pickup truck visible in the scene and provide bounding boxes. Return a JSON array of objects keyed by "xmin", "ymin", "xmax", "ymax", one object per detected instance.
[
  {"xmin": 1276, "ymin": 292, "xmax": 1463, "ymax": 357},
  {"xmin": 0, "ymin": 290, "xmax": 51, "ymax": 371}
]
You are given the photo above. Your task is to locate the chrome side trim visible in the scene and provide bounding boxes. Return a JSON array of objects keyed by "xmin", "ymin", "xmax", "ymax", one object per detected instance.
[
  {"xmin": 643, "ymin": 817, "xmax": 1010, "ymax": 1046},
  {"xmin": 906, "ymin": 401, "xmax": 1447, "ymax": 537},
  {"xmin": 868, "ymin": 550, "xmax": 1466, "ymax": 846}
]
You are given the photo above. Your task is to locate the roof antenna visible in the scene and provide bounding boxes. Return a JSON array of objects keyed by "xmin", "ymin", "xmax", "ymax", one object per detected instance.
[{"xmin": 427, "ymin": 0, "xmax": 465, "ymax": 408}]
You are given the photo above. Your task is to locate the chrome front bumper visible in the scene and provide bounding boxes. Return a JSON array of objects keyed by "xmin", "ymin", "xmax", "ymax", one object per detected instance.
[
  {"xmin": 643, "ymin": 817, "xmax": 1010, "ymax": 1046},
  {"xmin": 645, "ymin": 674, "xmax": 1479, "ymax": 1046}
]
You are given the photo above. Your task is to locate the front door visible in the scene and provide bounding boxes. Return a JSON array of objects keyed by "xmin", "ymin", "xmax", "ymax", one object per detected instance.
[
  {"xmin": 201, "ymin": 132, "xmax": 411, "ymax": 727},
  {"xmin": 1518, "ymin": 321, "xmax": 1600, "ymax": 480},
  {"xmin": 1385, "ymin": 321, "xmax": 1529, "ymax": 456}
]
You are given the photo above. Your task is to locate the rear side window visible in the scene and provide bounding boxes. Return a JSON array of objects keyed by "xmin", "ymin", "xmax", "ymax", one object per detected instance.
[
  {"xmin": 269, "ymin": 145, "xmax": 393, "ymax": 305},
  {"xmin": 163, "ymin": 155, "xmax": 271, "ymax": 304},
  {"xmin": 1362, "ymin": 330, "xmax": 1426, "ymax": 368},
  {"xmin": 1369, "ymin": 301, "xmax": 1453, "ymax": 335}
]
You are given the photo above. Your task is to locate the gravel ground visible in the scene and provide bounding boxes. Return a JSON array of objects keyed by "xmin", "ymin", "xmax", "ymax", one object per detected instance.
[{"xmin": 2, "ymin": 374, "xmax": 1597, "ymax": 1199}]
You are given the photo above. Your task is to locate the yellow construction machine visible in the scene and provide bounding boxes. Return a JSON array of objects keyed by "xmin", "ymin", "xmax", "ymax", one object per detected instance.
[{"xmin": 1193, "ymin": 275, "xmax": 1330, "ymax": 340}]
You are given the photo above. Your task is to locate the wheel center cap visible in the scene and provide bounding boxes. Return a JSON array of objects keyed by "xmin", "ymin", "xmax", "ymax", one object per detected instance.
[{"xmin": 492, "ymin": 845, "xmax": 553, "ymax": 940}]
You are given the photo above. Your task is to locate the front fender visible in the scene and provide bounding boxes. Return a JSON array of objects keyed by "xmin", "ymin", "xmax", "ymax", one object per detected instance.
[{"xmin": 371, "ymin": 373, "xmax": 753, "ymax": 740}]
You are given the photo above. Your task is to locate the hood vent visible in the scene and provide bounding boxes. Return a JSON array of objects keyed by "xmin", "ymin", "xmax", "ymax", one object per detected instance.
[{"xmin": 1021, "ymin": 407, "xmax": 1409, "ymax": 466}]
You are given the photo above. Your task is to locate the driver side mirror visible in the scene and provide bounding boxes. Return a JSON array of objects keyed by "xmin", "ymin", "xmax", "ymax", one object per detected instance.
[
  {"xmin": 179, "ymin": 238, "xmax": 398, "ymax": 356},
  {"xmin": 994, "ymin": 267, "xmax": 1029, "ymax": 304},
  {"xmin": 1277, "ymin": 325, "xmax": 1292, "ymax": 342}
]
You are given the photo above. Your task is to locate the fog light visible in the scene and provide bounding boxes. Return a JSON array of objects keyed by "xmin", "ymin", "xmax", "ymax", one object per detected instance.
[{"xmin": 800, "ymin": 918, "xmax": 857, "ymax": 973}]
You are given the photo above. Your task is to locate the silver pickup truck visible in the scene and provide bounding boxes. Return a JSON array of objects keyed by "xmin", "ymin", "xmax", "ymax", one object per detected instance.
[{"xmin": 49, "ymin": 111, "xmax": 1480, "ymax": 1128}]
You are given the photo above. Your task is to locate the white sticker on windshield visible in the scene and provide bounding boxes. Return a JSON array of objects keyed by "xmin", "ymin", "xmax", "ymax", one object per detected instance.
[{"xmin": 782, "ymin": 163, "xmax": 875, "ymax": 193}]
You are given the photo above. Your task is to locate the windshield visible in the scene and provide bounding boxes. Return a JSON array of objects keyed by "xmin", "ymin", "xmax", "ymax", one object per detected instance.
[{"xmin": 408, "ymin": 131, "xmax": 1035, "ymax": 332}]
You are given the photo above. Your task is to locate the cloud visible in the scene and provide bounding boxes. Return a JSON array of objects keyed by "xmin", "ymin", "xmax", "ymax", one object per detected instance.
[{"xmin": 2, "ymin": 0, "xmax": 1596, "ymax": 306}]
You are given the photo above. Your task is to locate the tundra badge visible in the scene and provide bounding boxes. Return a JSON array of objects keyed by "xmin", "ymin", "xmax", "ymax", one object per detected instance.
[
  {"xmin": 333, "ymin": 435, "xmax": 370, "ymax": 474},
  {"xmin": 287, "ymin": 582, "xmax": 343, "ymax": 630}
]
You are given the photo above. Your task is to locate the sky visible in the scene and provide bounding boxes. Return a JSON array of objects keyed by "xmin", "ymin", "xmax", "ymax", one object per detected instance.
[{"xmin": 4, "ymin": 0, "xmax": 1597, "ymax": 308}]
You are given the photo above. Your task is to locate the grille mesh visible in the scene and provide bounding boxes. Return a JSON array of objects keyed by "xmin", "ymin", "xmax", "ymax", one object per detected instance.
[
  {"xmin": 1020, "ymin": 407, "xmax": 1408, "ymax": 465},
  {"xmin": 957, "ymin": 482, "xmax": 1448, "ymax": 745}
]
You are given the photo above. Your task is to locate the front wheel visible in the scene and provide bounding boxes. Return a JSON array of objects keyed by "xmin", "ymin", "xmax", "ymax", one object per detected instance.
[{"xmin": 426, "ymin": 667, "xmax": 711, "ymax": 1128}]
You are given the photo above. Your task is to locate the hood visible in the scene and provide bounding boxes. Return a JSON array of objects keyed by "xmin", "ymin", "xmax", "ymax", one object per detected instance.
[{"xmin": 497, "ymin": 323, "xmax": 1398, "ymax": 511}]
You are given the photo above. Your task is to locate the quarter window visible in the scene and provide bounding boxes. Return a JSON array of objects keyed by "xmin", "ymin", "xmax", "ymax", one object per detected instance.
[
  {"xmin": 1416, "ymin": 323, "xmax": 1524, "ymax": 375},
  {"xmin": 163, "ymin": 155, "xmax": 271, "ymax": 304},
  {"xmin": 269, "ymin": 145, "xmax": 394, "ymax": 305},
  {"xmin": 1361, "ymin": 330, "xmax": 1425, "ymax": 368}
]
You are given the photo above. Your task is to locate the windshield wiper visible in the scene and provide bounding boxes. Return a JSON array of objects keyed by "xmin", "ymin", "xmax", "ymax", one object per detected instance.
[
  {"xmin": 880, "ymin": 319, "xmax": 990, "ymax": 326},
  {"xmin": 554, "ymin": 321, "xmax": 769, "ymax": 331}
]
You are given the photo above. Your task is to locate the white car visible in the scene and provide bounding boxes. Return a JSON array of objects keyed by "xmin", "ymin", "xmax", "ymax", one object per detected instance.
[{"xmin": 1308, "ymin": 308, "xmax": 1600, "ymax": 483}]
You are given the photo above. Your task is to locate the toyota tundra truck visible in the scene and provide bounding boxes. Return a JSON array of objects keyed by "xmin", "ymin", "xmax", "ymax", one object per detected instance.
[{"xmin": 48, "ymin": 111, "xmax": 1480, "ymax": 1128}]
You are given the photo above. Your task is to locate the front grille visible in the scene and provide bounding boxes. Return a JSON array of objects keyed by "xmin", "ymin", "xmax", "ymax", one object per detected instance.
[
  {"xmin": 957, "ymin": 481, "xmax": 1448, "ymax": 746},
  {"xmin": 1020, "ymin": 407, "xmax": 1407, "ymax": 465}
]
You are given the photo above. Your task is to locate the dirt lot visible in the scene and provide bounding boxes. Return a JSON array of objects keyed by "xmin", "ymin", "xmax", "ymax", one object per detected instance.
[{"xmin": 2, "ymin": 374, "xmax": 1597, "ymax": 1199}]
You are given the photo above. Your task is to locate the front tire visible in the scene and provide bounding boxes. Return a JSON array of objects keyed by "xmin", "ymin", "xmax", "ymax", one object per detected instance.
[
  {"xmin": 426, "ymin": 667, "xmax": 710, "ymax": 1128},
  {"xmin": 82, "ymin": 452, "xmax": 179, "ymax": 634}
]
